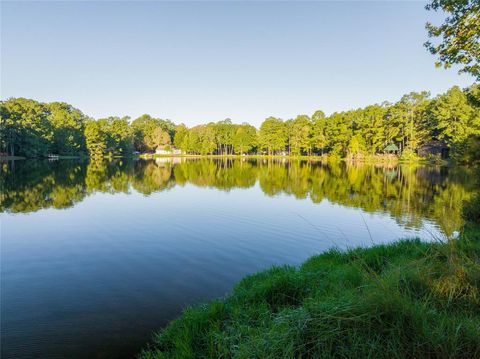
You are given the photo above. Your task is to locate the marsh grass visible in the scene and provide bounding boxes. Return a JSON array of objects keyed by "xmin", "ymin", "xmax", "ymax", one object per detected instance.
[{"xmin": 140, "ymin": 224, "xmax": 480, "ymax": 359}]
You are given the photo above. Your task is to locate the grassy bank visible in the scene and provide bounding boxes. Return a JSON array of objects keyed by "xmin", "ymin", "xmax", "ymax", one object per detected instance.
[{"xmin": 140, "ymin": 224, "xmax": 480, "ymax": 359}]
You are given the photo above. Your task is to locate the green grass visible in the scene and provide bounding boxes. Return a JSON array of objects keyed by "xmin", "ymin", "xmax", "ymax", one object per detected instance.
[{"xmin": 140, "ymin": 225, "xmax": 480, "ymax": 359}]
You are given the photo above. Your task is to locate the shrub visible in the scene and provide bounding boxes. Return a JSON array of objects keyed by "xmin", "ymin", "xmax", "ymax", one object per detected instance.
[{"xmin": 463, "ymin": 194, "xmax": 480, "ymax": 223}]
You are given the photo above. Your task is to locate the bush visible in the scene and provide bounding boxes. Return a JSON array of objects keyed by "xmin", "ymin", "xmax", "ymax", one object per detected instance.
[
  {"xmin": 399, "ymin": 147, "xmax": 420, "ymax": 162},
  {"xmin": 463, "ymin": 194, "xmax": 480, "ymax": 223}
]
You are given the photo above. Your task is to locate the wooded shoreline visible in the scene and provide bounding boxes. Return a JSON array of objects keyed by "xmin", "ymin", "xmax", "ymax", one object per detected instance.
[{"xmin": 2, "ymin": 84, "xmax": 479, "ymax": 165}]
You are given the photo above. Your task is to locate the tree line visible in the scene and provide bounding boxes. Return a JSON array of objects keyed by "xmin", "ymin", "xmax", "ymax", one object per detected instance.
[{"xmin": 1, "ymin": 84, "xmax": 479, "ymax": 162}]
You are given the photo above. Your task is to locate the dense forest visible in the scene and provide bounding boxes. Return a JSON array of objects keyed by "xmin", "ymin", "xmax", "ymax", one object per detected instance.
[{"xmin": 1, "ymin": 84, "xmax": 479, "ymax": 162}]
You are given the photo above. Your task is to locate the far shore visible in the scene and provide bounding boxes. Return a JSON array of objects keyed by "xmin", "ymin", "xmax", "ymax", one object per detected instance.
[{"xmin": 1, "ymin": 153, "xmax": 449, "ymax": 166}]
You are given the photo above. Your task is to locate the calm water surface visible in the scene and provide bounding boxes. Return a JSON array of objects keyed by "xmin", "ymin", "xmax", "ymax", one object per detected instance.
[{"xmin": 1, "ymin": 158, "xmax": 477, "ymax": 359}]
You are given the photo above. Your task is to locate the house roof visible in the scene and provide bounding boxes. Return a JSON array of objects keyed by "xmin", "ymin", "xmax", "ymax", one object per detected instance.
[{"xmin": 384, "ymin": 143, "xmax": 399, "ymax": 152}]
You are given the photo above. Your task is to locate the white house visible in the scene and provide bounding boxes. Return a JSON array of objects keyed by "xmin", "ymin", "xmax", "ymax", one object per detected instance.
[{"xmin": 155, "ymin": 146, "xmax": 182, "ymax": 155}]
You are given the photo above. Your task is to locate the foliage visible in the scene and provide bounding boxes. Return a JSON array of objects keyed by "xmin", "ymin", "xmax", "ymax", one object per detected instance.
[
  {"xmin": 145, "ymin": 127, "xmax": 171, "ymax": 150},
  {"xmin": 425, "ymin": 0, "xmax": 480, "ymax": 80},
  {"xmin": 311, "ymin": 110, "xmax": 328, "ymax": 155},
  {"xmin": 132, "ymin": 114, "xmax": 175, "ymax": 153},
  {"xmin": 47, "ymin": 102, "xmax": 87, "ymax": 155},
  {"xmin": 0, "ymin": 98, "xmax": 52, "ymax": 157},
  {"xmin": 463, "ymin": 194, "xmax": 480, "ymax": 223},
  {"xmin": 173, "ymin": 124, "xmax": 189, "ymax": 152},
  {"xmin": 140, "ymin": 226, "xmax": 480, "ymax": 359},
  {"xmin": 1, "ymin": 84, "xmax": 479, "ymax": 162},
  {"xmin": 182, "ymin": 125, "xmax": 217, "ymax": 155},
  {"xmin": 399, "ymin": 147, "xmax": 420, "ymax": 162},
  {"xmin": 232, "ymin": 123, "xmax": 257, "ymax": 155},
  {"xmin": 100, "ymin": 116, "xmax": 134, "ymax": 156},
  {"xmin": 430, "ymin": 87, "xmax": 478, "ymax": 144},
  {"xmin": 84, "ymin": 120, "xmax": 107, "ymax": 158},
  {"xmin": 258, "ymin": 117, "xmax": 287, "ymax": 155}
]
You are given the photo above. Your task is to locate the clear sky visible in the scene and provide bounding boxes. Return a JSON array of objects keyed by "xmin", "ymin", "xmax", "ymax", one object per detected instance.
[{"xmin": 1, "ymin": 1, "xmax": 475, "ymax": 126}]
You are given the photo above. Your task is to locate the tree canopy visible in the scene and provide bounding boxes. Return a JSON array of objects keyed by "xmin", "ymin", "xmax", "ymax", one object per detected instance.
[
  {"xmin": 425, "ymin": 0, "xmax": 480, "ymax": 80},
  {"xmin": 1, "ymin": 84, "xmax": 479, "ymax": 163}
]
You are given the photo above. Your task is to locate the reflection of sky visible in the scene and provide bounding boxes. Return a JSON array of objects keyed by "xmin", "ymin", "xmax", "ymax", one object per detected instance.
[{"xmin": 1, "ymin": 183, "xmax": 444, "ymax": 359}]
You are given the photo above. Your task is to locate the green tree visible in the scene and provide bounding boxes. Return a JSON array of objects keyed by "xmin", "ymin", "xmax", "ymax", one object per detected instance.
[
  {"xmin": 311, "ymin": 110, "xmax": 328, "ymax": 155},
  {"xmin": 184, "ymin": 125, "xmax": 217, "ymax": 155},
  {"xmin": 425, "ymin": 0, "xmax": 480, "ymax": 79},
  {"xmin": 84, "ymin": 120, "xmax": 106, "ymax": 158},
  {"xmin": 324, "ymin": 112, "xmax": 352, "ymax": 156},
  {"xmin": 386, "ymin": 92, "xmax": 431, "ymax": 153},
  {"xmin": 354, "ymin": 105, "xmax": 386, "ymax": 154},
  {"xmin": 286, "ymin": 115, "xmax": 312, "ymax": 156},
  {"xmin": 232, "ymin": 123, "xmax": 257, "ymax": 155},
  {"xmin": 0, "ymin": 98, "xmax": 52, "ymax": 157},
  {"xmin": 100, "ymin": 116, "xmax": 134, "ymax": 156},
  {"xmin": 47, "ymin": 102, "xmax": 86, "ymax": 155},
  {"xmin": 132, "ymin": 114, "xmax": 158, "ymax": 152},
  {"xmin": 347, "ymin": 133, "xmax": 367, "ymax": 157},
  {"xmin": 214, "ymin": 119, "xmax": 235, "ymax": 155},
  {"xmin": 430, "ymin": 86, "xmax": 479, "ymax": 159},
  {"xmin": 173, "ymin": 124, "xmax": 189, "ymax": 152},
  {"xmin": 132, "ymin": 114, "xmax": 175, "ymax": 152},
  {"xmin": 145, "ymin": 127, "xmax": 171, "ymax": 150},
  {"xmin": 258, "ymin": 117, "xmax": 287, "ymax": 155}
]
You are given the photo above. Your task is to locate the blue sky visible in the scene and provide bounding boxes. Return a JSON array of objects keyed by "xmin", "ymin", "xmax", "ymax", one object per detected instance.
[{"xmin": 1, "ymin": 1, "xmax": 475, "ymax": 126}]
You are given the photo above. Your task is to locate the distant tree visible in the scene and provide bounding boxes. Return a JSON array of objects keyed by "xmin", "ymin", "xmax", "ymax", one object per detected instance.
[
  {"xmin": 132, "ymin": 114, "xmax": 158, "ymax": 152},
  {"xmin": 386, "ymin": 92, "xmax": 431, "ymax": 153},
  {"xmin": 47, "ymin": 102, "xmax": 86, "ymax": 155},
  {"xmin": 286, "ymin": 115, "xmax": 312, "ymax": 156},
  {"xmin": 430, "ymin": 86, "xmax": 479, "ymax": 159},
  {"xmin": 354, "ymin": 105, "xmax": 386, "ymax": 154},
  {"xmin": 145, "ymin": 127, "xmax": 171, "ymax": 150},
  {"xmin": 132, "ymin": 114, "xmax": 175, "ymax": 152},
  {"xmin": 84, "ymin": 120, "xmax": 106, "ymax": 158},
  {"xmin": 102, "ymin": 117, "xmax": 134, "ymax": 155},
  {"xmin": 347, "ymin": 133, "xmax": 367, "ymax": 156},
  {"xmin": 258, "ymin": 117, "xmax": 287, "ymax": 155},
  {"xmin": 324, "ymin": 112, "xmax": 352, "ymax": 156},
  {"xmin": 214, "ymin": 119, "xmax": 235, "ymax": 155},
  {"xmin": 0, "ymin": 98, "xmax": 52, "ymax": 157},
  {"xmin": 311, "ymin": 110, "xmax": 328, "ymax": 155},
  {"xmin": 183, "ymin": 125, "xmax": 217, "ymax": 155},
  {"xmin": 425, "ymin": 0, "xmax": 480, "ymax": 79},
  {"xmin": 173, "ymin": 124, "xmax": 189, "ymax": 151},
  {"xmin": 232, "ymin": 124, "xmax": 257, "ymax": 155}
]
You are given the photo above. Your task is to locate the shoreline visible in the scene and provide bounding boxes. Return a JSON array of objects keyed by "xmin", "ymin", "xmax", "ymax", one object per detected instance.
[
  {"xmin": 1, "ymin": 154, "xmax": 450, "ymax": 166},
  {"xmin": 140, "ymin": 223, "xmax": 480, "ymax": 358}
]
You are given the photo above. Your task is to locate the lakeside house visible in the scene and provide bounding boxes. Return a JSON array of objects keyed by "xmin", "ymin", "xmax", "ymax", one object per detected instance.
[
  {"xmin": 417, "ymin": 140, "xmax": 449, "ymax": 159},
  {"xmin": 155, "ymin": 146, "xmax": 182, "ymax": 155}
]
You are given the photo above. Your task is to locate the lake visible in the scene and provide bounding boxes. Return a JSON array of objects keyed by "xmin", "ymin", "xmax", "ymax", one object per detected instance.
[{"xmin": 1, "ymin": 158, "xmax": 477, "ymax": 359}]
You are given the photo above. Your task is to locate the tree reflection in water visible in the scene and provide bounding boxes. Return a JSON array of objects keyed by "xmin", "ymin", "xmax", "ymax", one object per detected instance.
[{"xmin": 1, "ymin": 158, "xmax": 476, "ymax": 236}]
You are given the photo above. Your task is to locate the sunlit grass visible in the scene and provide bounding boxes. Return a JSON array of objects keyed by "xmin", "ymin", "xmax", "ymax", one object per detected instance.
[{"xmin": 140, "ymin": 224, "xmax": 480, "ymax": 359}]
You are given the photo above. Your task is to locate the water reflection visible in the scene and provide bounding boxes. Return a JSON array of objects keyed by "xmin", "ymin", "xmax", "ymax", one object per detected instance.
[{"xmin": 1, "ymin": 158, "xmax": 476, "ymax": 236}]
